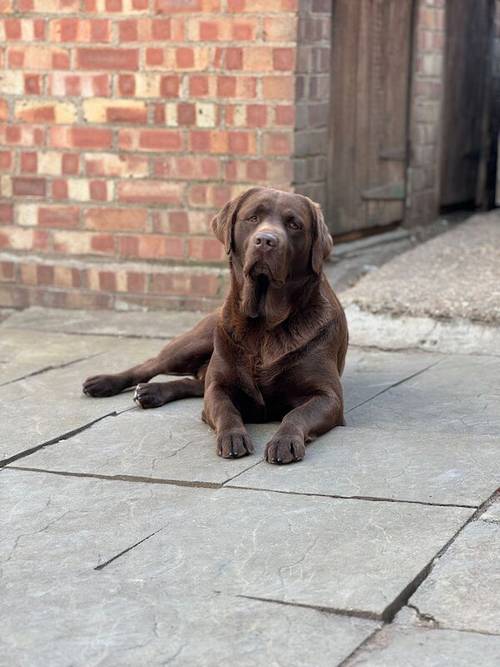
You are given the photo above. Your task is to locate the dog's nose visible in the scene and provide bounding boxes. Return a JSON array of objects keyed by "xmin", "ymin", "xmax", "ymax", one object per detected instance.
[{"xmin": 254, "ymin": 232, "xmax": 278, "ymax": 249}]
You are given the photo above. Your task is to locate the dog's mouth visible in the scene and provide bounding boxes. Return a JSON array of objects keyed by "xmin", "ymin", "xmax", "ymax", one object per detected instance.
[{"xmin": 252, "ymin": 273, "xmax": 270, "ymax": 317}]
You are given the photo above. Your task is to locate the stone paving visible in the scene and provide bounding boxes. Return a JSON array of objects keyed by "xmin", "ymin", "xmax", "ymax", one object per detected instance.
[{"xmin": 1, "ymin": 307, "xmax": 499, "ymax": 666}]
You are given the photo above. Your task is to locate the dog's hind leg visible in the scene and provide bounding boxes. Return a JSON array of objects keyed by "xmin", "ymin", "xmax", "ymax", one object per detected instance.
[
  {"xmin": 82, "ymin": 311, "xmax": 218, "ymax": 398},
  {"xmin": 133, "ymin": 377, "xmax": 204, "ymax": 409}
]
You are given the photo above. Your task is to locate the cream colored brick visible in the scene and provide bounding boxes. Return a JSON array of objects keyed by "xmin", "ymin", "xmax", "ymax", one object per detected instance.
[
  {"xmin": 135, "ymin": 73, "xmax": 161, "ymax": 98},
  {"xmin": 67, "ymin": 180, "xmax": 90, "ymax": 202},
  {"xmin": 15, "ymin": 101, "xmax": 76, "ymax": 124},
  {"xmin": 0, "ymin": 176, "xmax": 12, "ymax": 198},
  {"xmin": 231, "ymin": 105, "xmax": 246, "ymax": 128},
  {"xmin": 165, "ymin": 103, "xmax": 178, "ymax": 127},
  {"xmin": 196, "ymin": 102, "xmax": 216, "ymax": 128},
  {"xmin": 38, "ymin": 153, "xmax": 63, "ymax": 176},
  {"xmin": 83, "ymin": 98, "xmax": 146, "ymax": 123},
  {"xmin": 17, "ymin": 204, "xmax": 38, "ymax": 227},
  {"xmin": 0, "ymin": 71, "xmax": 24, "ymax": 95},
  {"xmin": 115, "ymin": 270, "xmax": 128, "ymax": 292}
]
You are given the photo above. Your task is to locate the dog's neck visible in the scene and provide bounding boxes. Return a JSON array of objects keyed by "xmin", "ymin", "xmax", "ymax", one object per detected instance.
[{"xmin": 223, "ymin": 268, "xmax": 327, "ymax": 337}]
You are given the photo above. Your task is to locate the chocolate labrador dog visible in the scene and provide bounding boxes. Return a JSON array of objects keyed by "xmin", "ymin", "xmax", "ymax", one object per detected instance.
[{"xmin": 83, "ymin": 187, "xmax": 348, "ymax": 464}]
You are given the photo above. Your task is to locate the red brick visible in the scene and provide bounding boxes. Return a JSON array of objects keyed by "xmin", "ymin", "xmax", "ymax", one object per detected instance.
[
  {"xmin": 117, "ymin": 180, "xmax": 182, "ymax": 205},
  {"xmin": 188, "ymin": 237, "xmax": 225, "ymax": 262},
  {"xmin": 262, "ymin": 131, "xmax": 292, "ymax": 155},
  {"xmin": 189, "ymin": 75, "xmax": 209, "ymax": 96},
  {"xmin": 118, "ymin": 20, "xmax": 138, "ymax": 41},
  {"xmin": 89, "ymin": 180, "xmax": 107, "ymax": 201},
  {"xmin": 38, "ymin": 206, "xmax": 80, "ymax": 229},
  {"xmin": 155, "ymin": 0, "xmax": 203, "ymax": 12},
  {"xmin": 146, "ymin": 48, "xmax": 163, "ymax": 66},
  {"xmin": 118, "ymin": 74, "xmax": 135, "ymax": 96},
  {"xmin": 152, "ymin": 19, "xmax": 171, "ymax": 39},
  {"xmin": 90, "ymin": 234, "xmax": 115, "ymax": 254},
  {"xmin": 0, "ymin": 151, "xmax": 12, "ymax": 171},
  {"xmin": 84, "ymin": 207, "xmax": 147, "ymax": 232},
  {"xmin": 98, "ymin": 270, "xmax": 116, "ymax": 291},
  {"xmin": 126, "ymin": 272, "xmax": 146, "ymax": 293},
  {"xmin": 139, "ymin": 130, "xmax": 183, "ymax": 151},
  {"xmin": 177, "ymin": 103, "xmax": 196, "ymax": 125},
  {"xmin": 160, "ymin": 75, "xmax": 180, "ymax": 97},
  {"xmin": 72, "ymin": 128, "xmax": 113, "ymax": 149},
  {"xmin": 225, "ymin": 47, "xmax": 243, "ymax": 70},
  {"xmin": 273, "ymin": 47, "xmax": 295, "ymax": 71},
  {"xmin": 176, "ymin": 47, "xmax": 194, "ymax": 68},
  {"xmin": 275, "ymin": 105, "xmax": 294, "ymax": 125},
  {"xmin": 62, "ymin": 153, "xmax": 79, "ymax": 175},
  {"xmin": 0, "ymin": 261, "xmax": 15, "ymax": 282},
  {"xmin": 0, "ymin": 204, "xmax": 13, "ymax": 224},
  {"xmin": 13, "ymin": 177, "xmax": 46, "ymax": 197},
  {"xmin": 77, "ymin": 48, "xmax": 138, "ymax": 71},
  {"xmin": 37, "ymin": 265, "xmax": 55, "ymax": 286},
  {"xmin": 52, "ymin": 179, "xmax": 68, "ymax": 200},
  {"xmin": 24, "ymin": 74, "xmax": 41, "ymax": 95},
  {"xmin": 20, "ymin": 152, "xmax": 38, "ymax": 173},
  {"xmin": 247, "ymin": 105, "xmax": 267, "ymax": 127}
]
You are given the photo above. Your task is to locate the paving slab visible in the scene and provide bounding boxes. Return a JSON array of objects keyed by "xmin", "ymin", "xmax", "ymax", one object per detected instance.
[
  {"xmin": 343, "ymin": 211, "xmax": 500, "ymax": 324},
  {"xmin": 0, "ymin": 338, "xmax": 167, "ymax": 463},
  {"xmin": 1, "ymin": 469, "xmax": 472, "ymax": 620},
  {"xmin": 408, "ymin": 519, "xmax": 500, "ymax": 634},
  {"xmin": 229, "ymin": 427, "xmax": 500, "ymax": 507},
  {"xmin": 2, "ymin": 584, "xmax": 376, "ymax": 667},
  {"xmin": 0, "ymin": 328, "xmax": 117, "ymax": 386},
  {"xmin": 3, "ymin": 306, "xmax": 203, "ymax": 340},
  {"xmin": 345, "ymin": 625, "xmax": 500, "ymax": 666},
  {"xmin": 9, "ymin": 345, "xmax": 437, "ymax": 479},
  {"xmin": 342, "ymin": 347, "xmax": 439, "ymax": 412},
  {"xmin": 19, "ymin": 406, "xmax": 272, "ymax": 486},
  {"xmin": 349, "ymin": 354, "xmax": 500, "ymax": 435}
]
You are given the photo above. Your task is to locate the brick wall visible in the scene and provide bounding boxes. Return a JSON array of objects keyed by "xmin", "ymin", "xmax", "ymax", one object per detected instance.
[
  {"xmin": 0, "ymin": 0, "xmax": 299, "ymax": 311},
  {"xmin": 293, "ymin": 0, "xmax": 330, "ymax": 210},
  {"xmin": 406, "ymin": 0, "xmax": 446, "ymax": 226}
]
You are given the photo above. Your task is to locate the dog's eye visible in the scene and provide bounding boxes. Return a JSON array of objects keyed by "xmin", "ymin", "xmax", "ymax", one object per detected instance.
[
  {"xmin": 247, "ymin": 215, "xmax": 259, "ymax": 223},
  {"xmin": 286, "ymin": 219, "xmax": 301, "ymax": 231}
]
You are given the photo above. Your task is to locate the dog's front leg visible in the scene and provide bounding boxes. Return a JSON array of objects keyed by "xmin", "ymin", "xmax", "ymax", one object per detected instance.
[
  {"xmin": 265, "ymin": 390, "xmax": 344, "ymax": 464},
  {"xmin": 203, "ymin": 382, "xmax": 254, "ymax": 459}
]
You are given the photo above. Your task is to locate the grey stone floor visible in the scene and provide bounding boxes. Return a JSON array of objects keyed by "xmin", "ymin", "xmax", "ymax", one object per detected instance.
[{"xmin": 1, "ymin": 307, "xmax": 499, "ymax": 666}]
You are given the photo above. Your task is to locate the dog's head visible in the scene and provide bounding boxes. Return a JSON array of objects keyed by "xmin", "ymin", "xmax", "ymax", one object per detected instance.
[{"xmin": 212, "ymin": 187, "xmax": 333, "ymax": 320}]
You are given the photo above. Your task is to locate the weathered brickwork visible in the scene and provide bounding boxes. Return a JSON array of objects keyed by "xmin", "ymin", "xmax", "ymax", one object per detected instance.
[
  {"xmin": 293, "ymin": 0, "xmax": 330, "ymax": 210},
  {"xmin": 0, "ymin": 0, "xmax": 498, "ymax": 310},
  {"xmin": 0, "ymin": 0, "xmax": 299, "ymax": 311},
  {"xmin": 406, "ymin": 0, "xmax": 446, "ymax": 226}
]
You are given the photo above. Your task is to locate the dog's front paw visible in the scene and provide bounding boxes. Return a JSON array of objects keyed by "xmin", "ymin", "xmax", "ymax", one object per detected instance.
[
  {"xmin": 82, "ymin": 375, "xmax": 125, "ymax": 397},
  {"xmin": 217, "ymin": 429, "xmax": 254, "ymax": 459},
  {"xmin": 265, "ymin": 431, "xmax": 305, "ymax": 464},
  {"xmin": 134, "ymin": 383, "xmax": 167, "ymax": 409}
]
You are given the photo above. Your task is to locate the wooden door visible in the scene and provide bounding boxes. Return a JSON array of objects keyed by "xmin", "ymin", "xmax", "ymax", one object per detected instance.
[
  {"xmin": 440, "ymin": 0, "xmax": 494, "ymax": 208},
  {"xmin": 327, "ymin": 0, "xmax": 414, "ymax": 235}
]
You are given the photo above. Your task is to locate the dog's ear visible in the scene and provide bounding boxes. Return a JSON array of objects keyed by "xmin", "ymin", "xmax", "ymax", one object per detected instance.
[
  {"xmin": 211, "ymin": 187, "xmax": 264, "ymax": 254},
  {"xmin": 307, "ymin": 198, "xmax": 333, "ymax": 274}
]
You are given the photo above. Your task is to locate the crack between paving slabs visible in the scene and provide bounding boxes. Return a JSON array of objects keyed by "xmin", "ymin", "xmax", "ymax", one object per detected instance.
[
  {"xmin": 337, "ymin": 626, "xmax": 385, "ymax": 667},
  {"xmin": 0, "ymin": 410, "xmax": 124, "ymax": 468},
  {"xmin": 223, "ymin": 484, "xmax": 478, "ymax": 510},
  {"xmin": 94, "ymin": 528, "xmax": 163, "ymax": 571},
  {"xmin": 6, "ymin": 465, "xmax": 482, "ymax": 512},
  {"xmin": 235, "ymin": 594, "xmax": 380, "ymax": 622},
  {"xmin": 346, "ymin": 357, "xmax": 444, "ymax": 414},
  {"xmin": 3, "ymin": 327, "xmax": 174, "ymax": 341},
  {"xmin": 379, "ymin": 487, "xmax": 499, "ymax": 624},
  {"xmin": 0, "ymin": 351, "xmax": 105, "ymax": 388}
]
